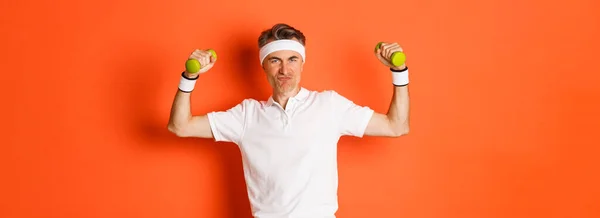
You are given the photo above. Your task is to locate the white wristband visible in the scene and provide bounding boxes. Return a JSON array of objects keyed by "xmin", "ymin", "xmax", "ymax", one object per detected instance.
[
  {"xmin": 178, "ymin": 72, "xmax": 198, "ymax": 92},
  {"xmin": 392, "ymin": 68, "xmax": 409, "ymax": 86}
]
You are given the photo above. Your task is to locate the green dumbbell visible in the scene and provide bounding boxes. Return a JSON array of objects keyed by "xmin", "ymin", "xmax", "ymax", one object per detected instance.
[
  {"xmin": 375, "ymin": 42, "xmax": 406, "ymax": 67},
  {"xmin": 185, "ymin": 49, "xmax": 217, "ymax": 74}
]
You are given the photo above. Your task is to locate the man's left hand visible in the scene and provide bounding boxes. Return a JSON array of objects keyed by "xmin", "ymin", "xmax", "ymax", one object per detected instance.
[{"xmin": 375, "ymin": 42, "xmax": 407, "ymax": 71}]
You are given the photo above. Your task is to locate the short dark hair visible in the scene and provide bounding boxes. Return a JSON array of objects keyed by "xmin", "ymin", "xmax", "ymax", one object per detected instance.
[{"xmin": 258, "ymin": 23, "xmax": 306, "ymax": 48}]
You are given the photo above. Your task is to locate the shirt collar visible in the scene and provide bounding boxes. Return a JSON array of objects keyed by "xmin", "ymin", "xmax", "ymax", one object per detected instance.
[{"xmin": 265, "ymin": 87, "xmax": 309, "ymax": 107}]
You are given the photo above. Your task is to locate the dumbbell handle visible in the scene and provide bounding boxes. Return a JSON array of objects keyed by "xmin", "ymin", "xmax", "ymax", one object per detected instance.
[{"xmin": 376, "ymin": 42, "xmax": 406, "ymax": 67}]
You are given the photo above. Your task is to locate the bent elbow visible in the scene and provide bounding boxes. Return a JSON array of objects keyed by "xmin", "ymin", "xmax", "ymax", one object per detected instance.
[
  {"xmin": 167, "ymin": 123, "xmax": 180, "ymax": 136},
  {"xmin": 400, "ymin": 127, "xmax": 409, "ymax": 136},
  {"xmin": 167, "ymin": 123, "xmax": 189, "ymax": 137},
  {"xmin": 391, "ymin": 126, "xmax": 409, "ymax": 137}
]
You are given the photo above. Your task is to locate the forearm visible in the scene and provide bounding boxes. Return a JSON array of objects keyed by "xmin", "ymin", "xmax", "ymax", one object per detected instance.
[
  {"xmin": 364, "ymin": 43, "xmax": 411, "ymax": 137},
  {"xmin": 168, "ymin": 90, "xmax": 193, "ymax": 130},
  {"xmin": 167, "ymin": 49, "xmax": 217, "ymax": 138},
  {"xmin": 385, "ymin": 85, "xmax": 410, "ymax": 135},
  {"xmin": 167, "ymin": 72, "xmax": 201, "ymax": 134}
]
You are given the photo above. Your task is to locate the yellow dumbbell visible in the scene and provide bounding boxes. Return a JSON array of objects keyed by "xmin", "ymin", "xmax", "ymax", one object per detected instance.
[
  {"xmin": 185, "ymin": 49, "xmax": 217, "ymax": 73},
  {"xmin": 375, "ymin": 42, "xmax": 406, "ymax": 67}
]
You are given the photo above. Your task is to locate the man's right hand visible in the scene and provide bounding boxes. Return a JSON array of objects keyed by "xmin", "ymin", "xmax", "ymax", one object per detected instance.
[{"xmin": 185, "ymin": 49, "xmax": 217, "ymax": 78}]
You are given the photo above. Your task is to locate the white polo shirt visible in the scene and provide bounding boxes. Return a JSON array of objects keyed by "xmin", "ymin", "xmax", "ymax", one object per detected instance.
[{"xmin": 207, "ymin": 87, "xmax": 374, "ymax": 218}]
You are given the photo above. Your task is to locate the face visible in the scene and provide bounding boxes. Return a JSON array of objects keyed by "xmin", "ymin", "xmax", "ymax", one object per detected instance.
[{"xmin": 262, "ymin": 50, "xmax": 304, "ymax": 95}]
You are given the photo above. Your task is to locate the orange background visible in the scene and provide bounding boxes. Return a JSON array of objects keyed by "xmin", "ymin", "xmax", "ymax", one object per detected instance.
[{"xmin": 2, "ymin": 0, "xmax": 599, "ymax": 217}]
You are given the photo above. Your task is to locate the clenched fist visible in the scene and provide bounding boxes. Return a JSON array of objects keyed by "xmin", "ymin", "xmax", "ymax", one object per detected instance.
[
  {"xmin": 375, "ymin": 42, "xmax": 406, "ymax": 71},
  {"xmin": 185, "ymin": 49, "xmax": 217, "ymax": 78}
]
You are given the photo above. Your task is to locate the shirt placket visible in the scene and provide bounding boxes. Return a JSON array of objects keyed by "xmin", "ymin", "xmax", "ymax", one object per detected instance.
[{"xmin": 282, "ymin": 99, "xmax": 295, "ymax": 131}]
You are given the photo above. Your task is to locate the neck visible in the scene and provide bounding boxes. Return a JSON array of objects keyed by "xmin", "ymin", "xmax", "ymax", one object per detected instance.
[{"xmin": 272, "ymin": 86, "xmax": 300, "ymax": 109}]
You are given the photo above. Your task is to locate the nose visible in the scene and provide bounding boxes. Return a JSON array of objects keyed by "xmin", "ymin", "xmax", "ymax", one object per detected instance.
[{"xmin": 278, "ymin": 62, "xmax": 289, "ymax": 75}]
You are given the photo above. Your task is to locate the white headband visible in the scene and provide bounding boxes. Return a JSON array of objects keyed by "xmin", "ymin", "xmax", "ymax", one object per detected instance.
[{"xmin": 259, "ymin": 39, "xmax": 306, "ymax": 64}]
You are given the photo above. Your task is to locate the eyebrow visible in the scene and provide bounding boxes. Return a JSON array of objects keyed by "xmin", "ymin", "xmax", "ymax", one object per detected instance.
[{"xmin": 268, "ymin": 56, "xmax": 299, "ymax": 61}]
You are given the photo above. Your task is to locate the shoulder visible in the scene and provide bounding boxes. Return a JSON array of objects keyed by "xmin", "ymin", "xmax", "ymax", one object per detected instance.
[
  {"xmin": 306, "ymin": 89, "xmax": 342, "ymax": 99},
  {"xmin": 300, "ymin": 89, "xmax": 356, "ymax": 107},
  {"xmin": 241, "ymin": 98, "xmax": 260, "ymax": 105},
  {"xmin": 239, "ymin": 98, "xmax": 262, "ymax": 109},
  {"xmin": 316, "ymin": 89, "xmax": 350, "ymax": 102},
  {"xmin": 300, "ymin": 89, "xmax": 358, "ymax": 110},
  {"xmin": 218, "ymin": 98, "xmax": 261, "ymax": 113}
]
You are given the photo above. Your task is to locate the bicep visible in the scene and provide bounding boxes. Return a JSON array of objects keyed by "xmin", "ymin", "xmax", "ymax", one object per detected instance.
[
  {"xmin": 169, "ymin": 115, "xmax": 214, "ymax": 138},
  {"xmin": 170, "ymin": 100, "xmax": 248, "ymax": 141},
  {"xmin": 186, "ymin": 115, "xmax": 214, "ymax": 138},
  {"xmin": 363, "ymin": 112, "xmax": 396, "ymax": 137}
]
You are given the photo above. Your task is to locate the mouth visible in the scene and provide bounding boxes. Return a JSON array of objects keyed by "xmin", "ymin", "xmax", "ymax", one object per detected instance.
[{"xmin": 277, "ymin": 77, "xmax": 291, "ymax": 82}]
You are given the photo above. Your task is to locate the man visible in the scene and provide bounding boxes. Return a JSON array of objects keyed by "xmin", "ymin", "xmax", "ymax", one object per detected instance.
[{"xmin": 167, "ymin": 23, "xmax": 410, "ymax": 218}]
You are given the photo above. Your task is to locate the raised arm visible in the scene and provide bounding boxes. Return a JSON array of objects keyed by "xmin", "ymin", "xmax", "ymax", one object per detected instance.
[
  {"xmin": 364, "ymin": 42, "xmax": 410, "ymax": 137},
  {"xmin": 167, "ymin": 49, "xmax": 217, "ymax": 138},
  {"xmin": 167, "ymin": 88, "xmax": 214, "ymax": 138},
  {"xmin": 364, "ymin": 80, "xmax": 409, "ymax": 137}
]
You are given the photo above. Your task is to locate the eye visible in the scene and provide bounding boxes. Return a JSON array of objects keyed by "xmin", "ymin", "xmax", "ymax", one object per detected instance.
[{"xmin": 270, "ymin": 59, "xmax": 279, "ymax": 63}]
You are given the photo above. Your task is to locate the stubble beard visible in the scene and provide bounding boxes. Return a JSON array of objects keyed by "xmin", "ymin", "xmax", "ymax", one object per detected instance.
[{"xmin": 273, "ymin": 78, "xmax": 297, "ymax": 95}]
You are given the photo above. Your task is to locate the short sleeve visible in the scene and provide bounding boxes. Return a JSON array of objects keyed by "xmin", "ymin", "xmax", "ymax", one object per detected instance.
[
  {"xmin": 330, "ymin": 91, "xmax": 375, "ymax": 137},
  {"xmin": 207, "ymin": 100, "xmax": 249, "ymax": 143}
]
